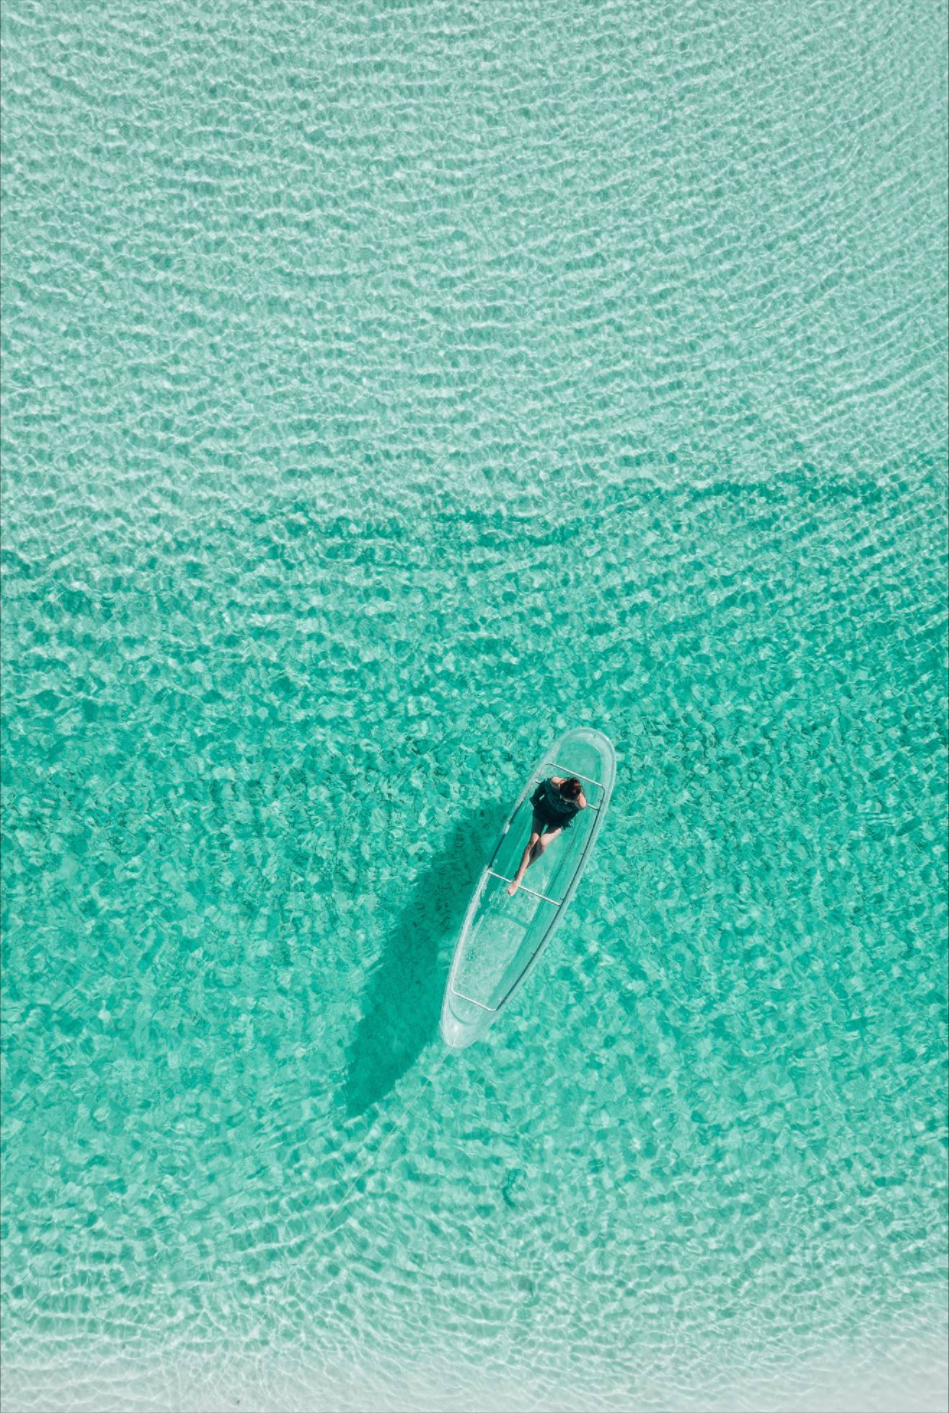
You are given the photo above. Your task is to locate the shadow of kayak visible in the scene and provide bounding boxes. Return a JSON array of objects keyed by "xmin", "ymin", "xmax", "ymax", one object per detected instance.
[{"xmin": 340, "ymin": 801, "xmax": 505, "ymax": 1118}]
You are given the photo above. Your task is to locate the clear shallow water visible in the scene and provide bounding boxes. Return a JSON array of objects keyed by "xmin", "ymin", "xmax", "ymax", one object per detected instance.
[{"xmin": 2, "ymin": 1, "xmax": 947, "ymax": 1410}]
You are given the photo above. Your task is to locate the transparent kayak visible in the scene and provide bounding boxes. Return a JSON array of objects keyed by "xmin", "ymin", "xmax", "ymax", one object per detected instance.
[{"xmin": 440, "ymin": 726, "xmax": 616, "ymax": 1049}]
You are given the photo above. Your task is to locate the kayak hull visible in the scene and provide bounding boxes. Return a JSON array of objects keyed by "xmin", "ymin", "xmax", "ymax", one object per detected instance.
[{"xmin": 440, "ymin": 726, "xmax": 616, "ymax": 1049}]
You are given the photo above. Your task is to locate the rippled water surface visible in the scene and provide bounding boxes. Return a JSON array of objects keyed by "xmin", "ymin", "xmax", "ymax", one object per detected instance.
[{"xmin": 2, "ymin": 1, "xmax": 947, "ymax": 1410}]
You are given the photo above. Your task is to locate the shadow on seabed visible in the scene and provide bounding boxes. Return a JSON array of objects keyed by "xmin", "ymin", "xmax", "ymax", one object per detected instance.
[{"xmin": 340, "ymin": 800, "xmax": 506, "ymax": 1117}]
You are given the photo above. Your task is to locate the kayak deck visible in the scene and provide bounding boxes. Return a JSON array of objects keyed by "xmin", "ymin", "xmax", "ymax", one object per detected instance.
[{"xmin": 441, "ymin": 728, "xmax": 615, "ymax": 1047}]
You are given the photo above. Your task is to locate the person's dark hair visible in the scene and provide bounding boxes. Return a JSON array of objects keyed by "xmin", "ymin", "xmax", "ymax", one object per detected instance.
[{"xmin": 560, "ymin": 776, "xmax": 582, "ymax": 800}]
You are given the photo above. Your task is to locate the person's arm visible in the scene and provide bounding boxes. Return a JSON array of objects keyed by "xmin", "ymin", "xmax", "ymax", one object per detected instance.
[{"xmin": 578, "ymin": 790, "xmax": 588, "ymax": 809}]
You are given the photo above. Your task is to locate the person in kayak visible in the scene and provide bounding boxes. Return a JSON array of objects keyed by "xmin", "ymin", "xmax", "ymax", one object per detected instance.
[{"xmin": 507, "ymin": 775, "xmax": 587, "ymax": 896}]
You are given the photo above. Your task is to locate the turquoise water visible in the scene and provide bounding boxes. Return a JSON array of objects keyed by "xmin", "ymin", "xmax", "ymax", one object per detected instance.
[{"xmin": 2, "ymin": 0, "xmax": 947, "ymax": 1409}]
